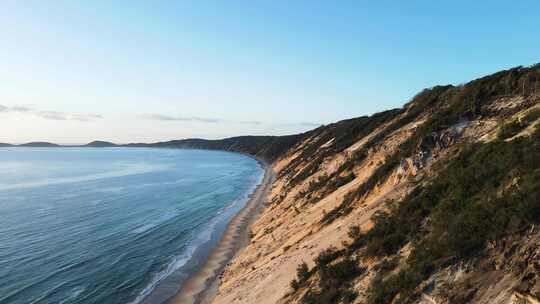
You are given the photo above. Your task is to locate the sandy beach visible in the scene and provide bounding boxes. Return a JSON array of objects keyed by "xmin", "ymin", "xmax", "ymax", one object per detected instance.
[{"xmin": 167, "ymin": 163, "xmax": 274, "ymax": 304}]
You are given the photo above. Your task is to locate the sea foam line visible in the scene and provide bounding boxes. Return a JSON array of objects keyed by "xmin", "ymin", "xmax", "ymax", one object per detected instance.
[{"xmin": 128, "ymin": 169, "xmax": 264, "ymax": 304}]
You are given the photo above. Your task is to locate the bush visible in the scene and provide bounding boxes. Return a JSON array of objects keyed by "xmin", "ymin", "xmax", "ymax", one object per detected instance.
[
  {"xmin": 315, "ymin": 246, "xmax": 340, "ymax": 267},
  {"xmin": 498, "ymin": 119, "xmax": 524, "ymax": 139},
  {"xmin": 315, "ymin": 65, "xmax": 540, "ymax": 223},
  {"xmin": 290, "ymin": 279, "xmax": 300, "ymax": 291},
  {"xmin": 299, "ymin": 65, "xmax": 540, "ymax": 303},
  {"xmin": 365, "ymin": 127, "xmax": 540, "ymax": 303},
  {"xmin": 498, "ymin": 109, "xmax": 540, "ymax": 140},
  {"xmin": 301, "ymin": 257, "xmax": 364, "ymax": 304},
  {"xmin": 341, "ymin": 289, "xmax": 358, "ymax": 303},
  {"xmin": 523, "ymin": 108, "xmax": 540, "ymax": 124},
  {"xmin": 347, "ymin": 225, "xmax": 361, "ymax": 240},
  {"xmin": 375, "ymin": 257, "xmax": 399, "ymax": 274},
  {"xmin": 319, "ymin": 258, "xmax": 361, "ymax": 284},
  {"xmin": 296, "ymin": 262, "xmax": 310, "ymax": 283},
  {"xmin": 290, "ymin": 261, "xmax": 311, "ymax": 291}
]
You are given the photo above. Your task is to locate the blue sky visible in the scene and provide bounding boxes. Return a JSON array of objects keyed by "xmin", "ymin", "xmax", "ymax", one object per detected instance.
[{"xmin": 1, "ymin": 1, "xmax": 539, "ymax": 143}]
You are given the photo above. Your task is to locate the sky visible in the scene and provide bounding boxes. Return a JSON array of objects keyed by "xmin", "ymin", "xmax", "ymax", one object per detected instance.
[{"xmin": 1, "ymin": 1, "xmax": 539, "ymax": 144}]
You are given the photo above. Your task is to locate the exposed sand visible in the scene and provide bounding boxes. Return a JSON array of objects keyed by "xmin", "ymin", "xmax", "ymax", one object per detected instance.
[
  {"xmin": 168, "ymin": 164, "xmax": 274, "ymax": 304},
  {"xmin": 209, "ymin": 114, "xmax": 423, "ymax": 304}
]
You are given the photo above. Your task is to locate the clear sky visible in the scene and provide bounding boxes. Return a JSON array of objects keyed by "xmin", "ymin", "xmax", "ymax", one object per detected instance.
[{"xmin": 1, "ymin": 1, "xmax": 539, "ymax": 144}]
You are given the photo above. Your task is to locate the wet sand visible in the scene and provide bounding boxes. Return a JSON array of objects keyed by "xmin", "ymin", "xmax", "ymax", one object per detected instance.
[{"xmin": 168, "ymin": 164, "xmax": 274, "ymax": 304}]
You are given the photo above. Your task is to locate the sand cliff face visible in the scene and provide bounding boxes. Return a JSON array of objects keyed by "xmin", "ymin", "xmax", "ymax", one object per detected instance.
[{"xmin": 212, "ymin": 65, "xmax": 540, "ymax": 304}]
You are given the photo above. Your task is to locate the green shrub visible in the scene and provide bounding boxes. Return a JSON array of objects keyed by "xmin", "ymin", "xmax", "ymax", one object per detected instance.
[
  {"xmin": 315, "ymin": 246, "xmax": 340, "ymax": 267},
  {"xmin": 347, "ymin": 225, "xmax": 361, "ymax": 240},
  {"xmin": 279, "ymin": 108, "xmax": 403, "ymax": 192},
  {"xmin": 301, "ymin": 257, "xmax": 365, "ymax": 304},
  {"xmin": 498, "ymin": 109, "xmax": 540, "ymax": 140},
  {"xmin": 297, "ymin": 64, "xmax": 540, "ymax": 304},
  {"xmin": 341, "ymin": 289, "xmax": 358, "ymax": 303},
  {"xmin": 498, "ymin": 119, "xmax": 525, "ymax": 139},
  {"xmin": 523, "ymin": 108, "xmax": 540, "ymax": 124},
  {"xmin": 296, "ymin": 262, "xmax": 310, "ymax": 283},
  {"xmin": 290, "ymin": 279, "xmax": 300, "ymax": 291},
  {"xmin": 365, "ymin": 127, "xmax": 540, "ymax": 303},
  {"xmin": 375, "ymin": 257, "xmax": 399, "ymax": 274},
  {"xmin": 319, "ymin": 258, "xmax": 362, "ymax": 284},
  {"xmin": 290, "ymin": 261, "xmax": 311, "ymax": 291}
]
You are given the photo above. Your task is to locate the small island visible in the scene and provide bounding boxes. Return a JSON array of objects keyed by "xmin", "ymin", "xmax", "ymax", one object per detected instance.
[
  {"xmin": 85, "ymin": 141, "xmax": 117, "ymax": 147},
  {"xmin": 18, "ymin": 142, "xmax": 60, "ymax": 147}
]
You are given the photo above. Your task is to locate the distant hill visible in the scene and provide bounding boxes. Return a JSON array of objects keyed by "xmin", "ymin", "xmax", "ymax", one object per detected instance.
[
  {"xmin": 18, "ymin": 142, "xmax": 59, "ymax": 147},
  {"xmin": 85, "ymin": 141, "xmax": 117, "ymax": 147},
  {"xmin": 0, "ymin": 135, "xmax": 308, "ymax": 162},
  {"xmin": 0, "ymin": 135, "xmax": 309, "ymax": 162},
  {"xmin": 125, "ymin": 134, "xmax": 310, "ymax": 163}
]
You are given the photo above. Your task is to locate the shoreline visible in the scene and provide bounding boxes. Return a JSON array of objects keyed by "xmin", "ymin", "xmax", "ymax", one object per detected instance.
[{"xmin": 167, "ymin": 161, "xmax": 274, "ymax": 304}]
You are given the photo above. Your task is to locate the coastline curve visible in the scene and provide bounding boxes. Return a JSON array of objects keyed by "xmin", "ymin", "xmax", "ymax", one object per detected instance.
[{"xmin": 168, "ymin": 162, "xmax": 274, "ymax": 304}]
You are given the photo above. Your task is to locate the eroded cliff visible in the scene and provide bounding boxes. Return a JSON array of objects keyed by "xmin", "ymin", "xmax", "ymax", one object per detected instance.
[{"xmin": 212, "ymin": 65, "xmax": 540, "ymax": 304}]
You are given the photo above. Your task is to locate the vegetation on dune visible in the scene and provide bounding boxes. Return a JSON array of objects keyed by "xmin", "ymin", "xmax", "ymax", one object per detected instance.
[
  {"xmin": 321, "ymin": 64, "xmax": 540, "ymax": 225},
  {"xmin": 498, "ymin": 119, "xmax": 527, "ymax": 139},
  {"xmin": 301, "ymin": 257, "xmax": 362, "ymax": 304},
  {"xmin": 285, "ymin": 65, "xmax": 540, "ymax": 209},
  {"xmin": 290, "ymin": 261, "xmax": 311, "ymax": 291},
  {"xmin": 364, "ymin": 127, "xmax": 540, "ymax": 303},
  {"xmin": 289, "ymin": 246, "xmax": 364, "ymax": 304},
  {"xmin": 294, "ymin": 125, "xmax": 540, "ymax": 304},
  {"xmin": 295, "ymin": 171, "xmax": 357, "ymax": 204},
  {"xmin": 295, "ymin": 87, "xmax": 446, "ymax": 210},
  {"xmin": 132, "ymin": 133, "xmax": 310, "ymax": 163},
  {"xmin": 278, "ymin": 109, "xmax": 403, "ymax": 201},
  {"xmin": 280, "ymin": 109, "xmax": 403, "ymax": 182},
  {"xmin": 498, "ymin": 107, "xmax": 540, "ymax": 139},
  {"xmin": 287, "ymin": 65, "xmax": 540, "ymax": 303},
  {"xmin": 319, "ymin": 85, "xmax": 459, "ymax": 224},
  {"xmin": 523, "ymin": 107, "xmax": 540, "ymax": 123}
]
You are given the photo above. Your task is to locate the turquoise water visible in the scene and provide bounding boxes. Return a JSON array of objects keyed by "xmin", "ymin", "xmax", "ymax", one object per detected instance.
[{"xmin": 0, "ymin": 148, "xmax": 263, "ymax": 304}]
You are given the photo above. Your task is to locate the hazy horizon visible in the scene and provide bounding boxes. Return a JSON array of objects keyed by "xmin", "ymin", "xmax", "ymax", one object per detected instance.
[{"xmin": 1, "ymin": 1, "xmax": 539, "ymax": 143}]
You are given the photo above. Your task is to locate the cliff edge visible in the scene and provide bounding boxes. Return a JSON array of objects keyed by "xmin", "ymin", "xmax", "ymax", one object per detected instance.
[{"xmin": 211, "ymin": 64, "xmax": 540, "ymax": 304}]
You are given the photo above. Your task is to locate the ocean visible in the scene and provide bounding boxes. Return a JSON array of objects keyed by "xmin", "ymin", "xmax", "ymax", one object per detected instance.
[{"xmin": 0, "ymin": 147, "xmax": 264, "ymax": 304}]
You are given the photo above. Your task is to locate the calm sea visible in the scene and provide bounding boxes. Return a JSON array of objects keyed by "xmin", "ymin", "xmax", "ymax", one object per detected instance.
[{"xmin": 0, "ymin": 147, "xmax": 263, "ymax": 304}]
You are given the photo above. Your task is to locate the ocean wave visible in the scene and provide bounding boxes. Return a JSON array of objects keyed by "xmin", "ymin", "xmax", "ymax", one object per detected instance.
[
  {"xmin": 28, "ymin": 281, "xmax": 69, "ymax": 304},
  {"xmin": 59, "ymin": 286, "xmax": 86, "ymax": 304},
  {"xmin": 90, "ymin": 199, "xmax": 104, "ymax": 205},
  {"xmin": 130, "ymin": 211, "xmax": 182, "ymax": 235},
  {"xmin": 0, "ymin": 149, "xmax": 265, "ymax": 304},
  {"xmin": 0, "ymin": 257, "xmax": 93, "ymax": 303},
  {"xmin": 128, "ymin": 214, "xmax": 225, "ymax": 304},
  {"xmin": 130, "ymin": 224, "xmax": 157, "ymax": 234},
  {"xmin": 128, "ymin": 172, "xmax": 264, "ymax": 304},
  {"xmin": 127, "ymin": 241, "xmax": 199, "ymax": 304}
]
